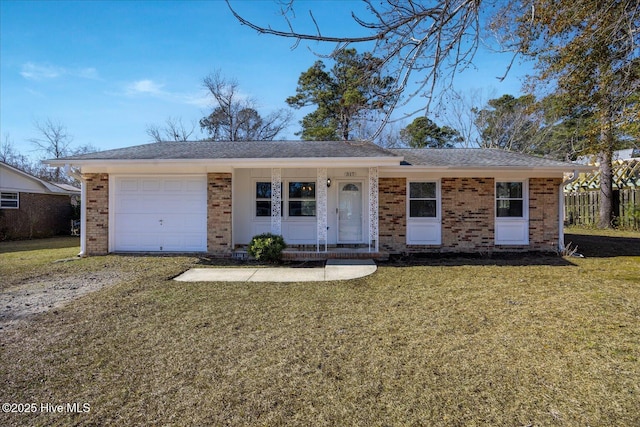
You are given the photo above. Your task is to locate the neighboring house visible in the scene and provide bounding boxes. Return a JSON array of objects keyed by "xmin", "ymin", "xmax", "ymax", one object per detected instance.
[
  {"xmin": 614, "ymin": 147, "xmax": 640, "ymax": 162},
  {"xmin": 46, "ymin": 141, "xmax": 593, "ymax": 258},
  {"xmin": 0, "ymin": 161, "xmax": 80, "ymax": 239}
]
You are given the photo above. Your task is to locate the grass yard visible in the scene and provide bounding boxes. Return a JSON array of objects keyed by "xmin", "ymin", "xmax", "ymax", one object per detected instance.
[{"xmin": 1, "ymin": 230, "xmax": 639, "ymax": 426}]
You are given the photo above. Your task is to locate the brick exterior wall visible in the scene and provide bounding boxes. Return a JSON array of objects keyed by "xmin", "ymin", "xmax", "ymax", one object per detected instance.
[
  {"xmin": 74, "ymin": 172, "xmax": 560, "ymax": 256},
  {"xmin": 207, "ymin": 173, "xmax": 233, "ymax": 256},
  {"xmin": 83, "ymin": 173, "xmax": 109, "ymax": 255},
  {"xmin": 528, "ymin": 178, "xmax": 561, "ymax": 251},
  {"xmin": 441, "ymin": 177, "xmax": 495, "ymax": 251},
  {"xmin": 0, "ymin": 192, "xmax": 73, "ymax": 239},
  {"xmin": 378, "ymin": 177, "xmax": 407, "ymax": 252},
  {"xmin": 378, "ymin": 176, "xmax": 561, "ymax": 254}
]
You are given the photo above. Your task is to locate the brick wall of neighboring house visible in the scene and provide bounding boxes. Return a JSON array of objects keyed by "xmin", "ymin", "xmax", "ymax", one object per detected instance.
[
  {"xmin": 378, "ymin": 177, "xmax": 407, "ymax": 252},
  {"xmin": 0, "ymin": 192, "xmax": 72, "ymax": 239},
  {"xmin": 528, "ymin": 177, "xmax": 561, "ymax": 251},
  {"xmin": 441, "ymin": 177, "xmax": 495, "ymax": 252},
  {"xmin": 207, "ymin": 173, "xmax": 233, "ymax": 256},
  {"xmin": 83, "ymin": 173, "xmax": 109, "ymax": 255}
]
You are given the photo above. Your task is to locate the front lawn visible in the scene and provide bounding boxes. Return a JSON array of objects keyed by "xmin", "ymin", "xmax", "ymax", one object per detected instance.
[{"xmin": 1, "ymin": 232, "xmax": 639, "ymax": 426}]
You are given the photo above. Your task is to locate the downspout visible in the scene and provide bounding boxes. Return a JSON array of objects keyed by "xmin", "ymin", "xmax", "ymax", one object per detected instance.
[
  {"xmin": 559, "ymin": 170, "xmax": 580, "ymax": 252},
  {"xmin": 79, "ymin": 179, "xmax": 87, "ymax": 257},
  {"xmin": 64, "ymin": 165, "xmax": 86, "ymax": 257}
]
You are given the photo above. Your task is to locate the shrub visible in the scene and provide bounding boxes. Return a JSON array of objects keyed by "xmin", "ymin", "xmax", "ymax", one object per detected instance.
[{"xmin": 248, "ymin": 233, "xmax": 287, "ymax": 263}]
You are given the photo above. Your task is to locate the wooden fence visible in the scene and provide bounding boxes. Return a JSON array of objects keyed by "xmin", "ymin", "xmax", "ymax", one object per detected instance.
[
  {"xmin": 565, "ymin": 188, "xmax": 640, "ymax": 229},
  {"xmin": 564, "ymin": 159, "xmax": 640, "ymax": 229}
]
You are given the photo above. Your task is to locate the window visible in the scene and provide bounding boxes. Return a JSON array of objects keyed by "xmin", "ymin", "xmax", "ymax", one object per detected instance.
[
  {"xmin": 409, "ymin": 182, "xmax": 437, "ymax": 218},
  {"xmin": 255, "ymin": 182, "xmax": 282, "ymax": 217},
  {"xmin": 255, "ymin": 182, "xmax": 272, "ymax": 217},
  {"xmin": 288, "ymin": 181, "xmax": 316, "ymax": 217},
  {"xmin": 496, "ymin": 182, "xmax": 524, "ymax": 217},
  {"xmin": 0, "ymin": 192, "xmax": 18, "ymax": 209}
]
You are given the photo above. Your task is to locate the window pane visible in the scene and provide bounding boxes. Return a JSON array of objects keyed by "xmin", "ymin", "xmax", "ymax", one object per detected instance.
[
  {"xmin": 289, "ymin": 201, "xmax": 316, "ymax": 216},
  {"xmin": 410, "ymin": 182, "xmax": 436, "ymax": 199},
  {"xmin": 0, "ymin": 192, "xmax": 18, "ymax": 208},
  {"xmin": 289, "ymin": 182, "xmax": 315, "ymax": 198},
  {"xmin": 256, "ymin": 201, "xmax": 271, "ymax": 216},
  {"xmin": 496, "ymin": 200, "xmax": 523, "ymax": 217},
  {"xmin": 496, "ymin": 182, "xmax": 522, "ymax": 199},
  {"xmin": 410, "ymin": 200, "xmax": 436, "ymax": 217},
  {"xmin": 256, "ymin": 182, "xmax": 271, "ymax": 199}
]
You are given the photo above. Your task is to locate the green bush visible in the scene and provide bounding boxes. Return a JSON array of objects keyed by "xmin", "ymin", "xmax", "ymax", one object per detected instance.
[{"xmin": 248, "ymin": 233, "xmax": 287, "ymax": 263}]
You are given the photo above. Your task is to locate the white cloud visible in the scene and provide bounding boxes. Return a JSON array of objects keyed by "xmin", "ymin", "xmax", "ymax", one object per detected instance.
[
  {"xmin": 122, "ymin": 80, "xmax": 211, "ymax": 108},
  {"xmin": 73, "ymin": 67, "xmax": 100, "ymax": 80},
  {"xmin": 181, "ymin": 90, "xmax": 211, "ymax": 108},
  {"xmin": 20, "ymin": 62, "xmax": 62, "ymax": 80},
  {"xmin": 20, "ymin": 62, "xmax": 100, "ymax": 81},
  {"xmin": 126, "ymin": 79, "xmax": 165, "ymax": 95}
]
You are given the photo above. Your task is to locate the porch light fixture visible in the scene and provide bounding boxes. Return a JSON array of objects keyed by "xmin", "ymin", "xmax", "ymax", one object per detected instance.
[{"xmin": 327, "ymin": 177, "xmax": 331, "ymax": 188}]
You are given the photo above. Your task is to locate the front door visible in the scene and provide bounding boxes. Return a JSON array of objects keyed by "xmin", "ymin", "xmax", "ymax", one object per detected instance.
[{"xmin": 338, "ymin": 181, "xmax": 363, "ymax": 242}]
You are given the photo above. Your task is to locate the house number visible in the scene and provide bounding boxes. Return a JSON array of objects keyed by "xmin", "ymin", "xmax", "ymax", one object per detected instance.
[{"xmin": 345, "ymin": 172, "xmax": 356, "ymax": 177}]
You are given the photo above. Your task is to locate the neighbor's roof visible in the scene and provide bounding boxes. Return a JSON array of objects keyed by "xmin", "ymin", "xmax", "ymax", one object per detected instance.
[
  {"xmin": 390, "ymin": 148, "xmax": 594, "ymax": 170},
  {"xmin": 53, "ymin": 140, "xmax": 399, "ymax": 161},
  {"xmin": 0, "ymin": 161, "xmax": 80, "ymax": 195}
]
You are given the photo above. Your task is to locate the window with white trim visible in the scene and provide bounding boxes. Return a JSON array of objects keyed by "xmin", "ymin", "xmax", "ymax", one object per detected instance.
[
  {"xmin": 255, "ymin": 182, "xmax": 282, "ymax": 217},
  {"xmin": 0, "ymin": 192, "xmax": 18, "ymax": 209},
  {"xmin": 496, "ymin": 182, "xmax": 524, "ymax": 217},
  {"xmin": 288, "ymin": 181, "xmax": 316, "ymax": 217},
  {"xmin": 409, "ymin": 182, "xmax": 437, "ymax": 218}
]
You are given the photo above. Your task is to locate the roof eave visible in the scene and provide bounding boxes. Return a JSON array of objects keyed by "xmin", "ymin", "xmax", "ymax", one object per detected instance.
[
  {"xmin": 382, "ymin": 164, "xmax": 596, "ymax": 174},
  {"xmin": 45, "ymin": 156, "xmax": 403, "ymax": 169}
]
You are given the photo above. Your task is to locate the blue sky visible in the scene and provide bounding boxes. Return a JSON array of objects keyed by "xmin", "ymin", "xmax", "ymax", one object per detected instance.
[{"xmin": 1, "ymin": 0, "xmax": 532, "ymax": 159}]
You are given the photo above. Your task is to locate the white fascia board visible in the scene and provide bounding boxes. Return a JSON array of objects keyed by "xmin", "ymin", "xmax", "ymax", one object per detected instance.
[{"xmin": 380, "ymin": 165, "xmax": 594, "ymax": 178}]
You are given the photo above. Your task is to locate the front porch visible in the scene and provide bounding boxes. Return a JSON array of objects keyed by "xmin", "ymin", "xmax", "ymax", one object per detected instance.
[
  {"xmin": 233, "ymin": 245, "xmax": 389, "ymax": 261},
  {"xmin": 233, "ymin": 166, "xmax": 380, "ymax": 253}
]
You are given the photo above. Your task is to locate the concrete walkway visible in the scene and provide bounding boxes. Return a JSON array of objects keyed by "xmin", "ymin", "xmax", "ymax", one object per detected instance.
[{"xmin": 174, "ymin": 259, "xmax": 377, "ymax": 282}]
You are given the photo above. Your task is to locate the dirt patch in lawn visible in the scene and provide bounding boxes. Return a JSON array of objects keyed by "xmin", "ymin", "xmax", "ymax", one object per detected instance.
[{"xmin": 0, "ymin": 268, "xmax": 128, "ymax": 332}]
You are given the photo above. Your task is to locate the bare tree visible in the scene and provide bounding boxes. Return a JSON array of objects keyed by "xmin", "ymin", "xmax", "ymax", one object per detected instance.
[
  {"xmin": 29, "ymin": 119, "xmax": 75, "ymax": 183},
  {"xmin": 29, "ymin": 118, "xmax": 73, "ymax": 159},
  {"xmin": 436, "ymin": 88, "xmax": 492, "ymax": 148},
  {"xmin": 1, "ymin": 133, "xmax": 17, "ymax": 163},
  {"xmin": 227, "ymin": 0, "xmax": 483, "ymax": 139},
  {"xmin": 200, "ymin": 71, "xmax": 293, "ymax": 141},
  {"xmin": 146, "ymin": 117, "xmax": 197, "ymax": 142}
]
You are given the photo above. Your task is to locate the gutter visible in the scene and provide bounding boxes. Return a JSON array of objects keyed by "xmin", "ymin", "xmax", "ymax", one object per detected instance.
[{"xmin": 558, "ymin": 170, "xmax": 581, "ymax": 252}]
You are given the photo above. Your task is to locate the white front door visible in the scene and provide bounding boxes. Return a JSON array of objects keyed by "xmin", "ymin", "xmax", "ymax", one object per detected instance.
[{"xmin": 338, "ymin": 181, "xmax": 363, "ymax": 242}]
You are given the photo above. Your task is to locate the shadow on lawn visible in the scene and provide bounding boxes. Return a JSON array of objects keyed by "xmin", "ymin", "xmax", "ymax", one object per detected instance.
[
  {"xmin": 380, "ymin": 251, "xmax": 576, "ymax": 267},
  {"xmin": 0, "ymin": 236, "xmax": 80, "ymax": 254},
  {"xmin": 564, "ymin": 233, "xmax": 640, "ymax": 258}
]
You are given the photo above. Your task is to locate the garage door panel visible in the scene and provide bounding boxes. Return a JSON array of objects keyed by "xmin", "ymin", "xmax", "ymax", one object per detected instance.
[
  {"xmin": 117, "ymin": 233, "xmax": 161, "ymax": 252},
  {"xmin": 161, "ymin": 214, "xmax": 206, "ymax": 232},
  {"xmin": 116, "ymin": 214, "xmax": 162, "ymax": 232},
  {"xmin": 118, "ymin": 179, "xmax": 139, "ymax": 192},
  {"xmin": 114, "ymin": 176, "xmax": 207, "ymax": 252},
  {"xmin": 162, "ymin": 234, "xmax": 207, "ymax": 252},
  {"xmin": 141, "ymin": 179, "xmax": 162, "ymax": 192}
]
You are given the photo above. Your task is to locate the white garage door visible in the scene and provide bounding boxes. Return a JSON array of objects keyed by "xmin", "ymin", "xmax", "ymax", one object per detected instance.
[{"xmin": 113, "ymin": 176, "xmax": 207, "ymax": 252}]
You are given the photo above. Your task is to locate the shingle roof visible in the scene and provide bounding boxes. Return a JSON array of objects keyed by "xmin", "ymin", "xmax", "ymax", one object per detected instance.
[
  {"xmin": 390, "ymin": 148, "xmax": 585, "ymax": 169},
  {"xmin": 57, "ymin": 140, "xmax": 398, "ymax": 161},
  {"xmin": 52, "ymin": 141, "xmax": 589, "ymax": 171}
]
